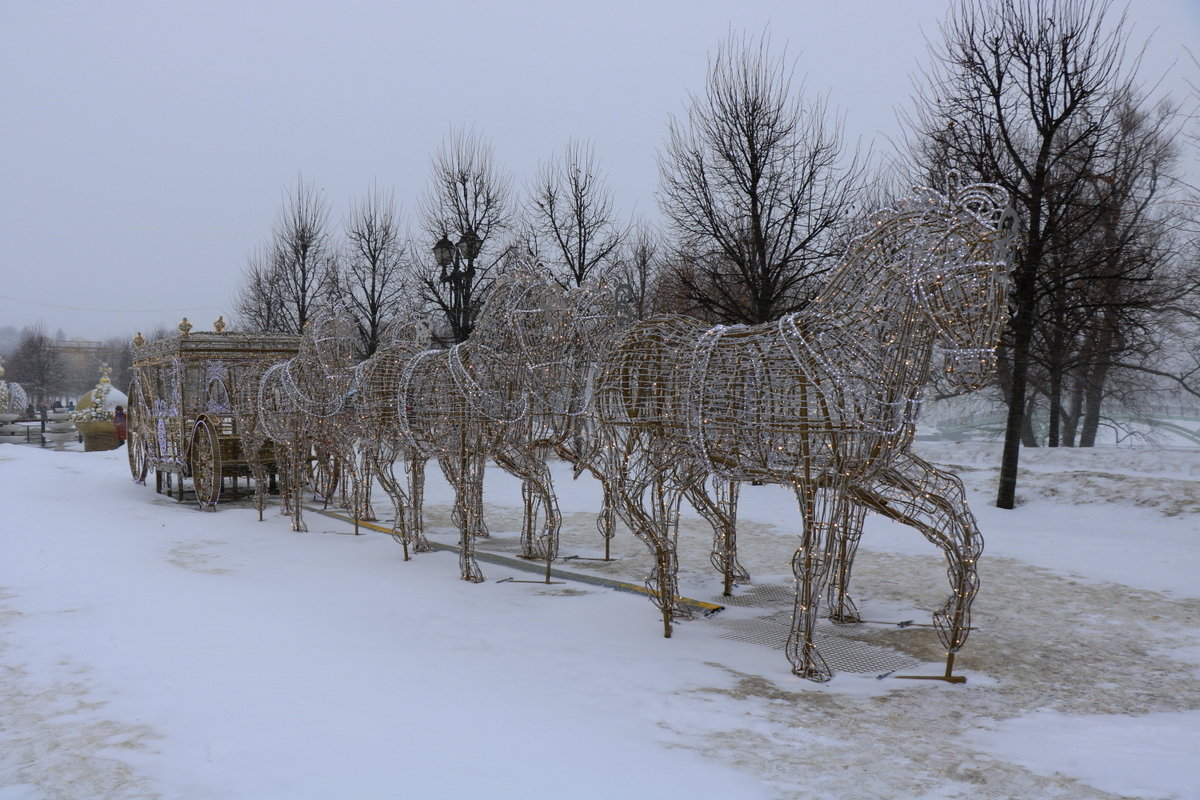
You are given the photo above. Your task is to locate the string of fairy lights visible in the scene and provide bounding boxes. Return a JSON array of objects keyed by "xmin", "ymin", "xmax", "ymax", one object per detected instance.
[{"xmin": 114, "ymin": 176, "xmax": 1012, "ymax": 682}]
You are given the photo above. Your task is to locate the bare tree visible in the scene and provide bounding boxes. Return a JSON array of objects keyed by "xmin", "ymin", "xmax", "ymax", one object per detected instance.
[
  {"xmin": 908, "ymin": 0, "xmax": 1153, "ymax": 507},
  {"xmin": 235, "ymin": 176, "xmax": 336, "ymax": 334},
  {"xmin": 1037, "ymin": 95, "xmax": 1190, "ymax": 446},
  {"xmin": 657, "ymin": 32, "xmax": 861, "ymax": 325},
  {"xmin": 612, "ymin": 218, "xmax": 665, "ymax": 318},
  {"xmin": 336, "ymin": 183, "xmax": 410, "ymax": 356},
  {"xmin": 528, "ymin": 140, "xmax": 623, "ymax": 288},
  {"xmin": 418, "ymin": 128, "xmax": 513, "ymax": 345},
  {"xmin": 6, "ymin": 323, "xmax": 64, "ymax": 406},
  {"xmin": 100, "ymin": 336, "xmax": 135, "ymax": 397},
  {"xmin": 0, "ymin": 326, "xmax": 20, "ymax": 356},
  {"xmin": 991, "ymin": 95, "xmax": 1188, "ymax": 448},
  {"xmin": 234, "ymin": 244, "xmax": 286, "ymax": 332}
]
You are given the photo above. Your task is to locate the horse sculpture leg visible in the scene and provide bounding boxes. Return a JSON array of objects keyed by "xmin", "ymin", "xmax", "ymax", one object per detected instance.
[
  {"xmin": 372, "ymin": 452, "xmax": 426, "ymax": 560},
  {"xmin": 786, "ymin": 483, "xmax": 842, "ymax": 682},
  {"xmin": 406, "ymin": 456, "xmax": 429, "ymax": 552},
  {"xmin": 444, "ymin": 453, "xmax": 489, "ymax": 541},
  {"xmin": 330, "ymin": 444, "xmax": 362, "ymax": 534},
  {"xmin": 377, "ymin": 455, "xmax": 410, "ymax": 560},
  {"xmin": 595, "ymin": 476, "xmax": 618, "ymax": 560},
  {"xmin": 851, "ymin": 453, "xmax": 982, "ymax": 657},
  {"xmin": 459, "ymin": 452, "xmax": 486, "ymax": 582},
  {"xmin": 521, "ymin": 479, "xmax": 540, "ymax": 553},
  {"xmin": 275, "ymin": 446, "xmax": 291, "ymax": 520},
  {"xmin": 468, "ymin": 455, "xmax": 488, "ymax": 539},
  {"xmin": 439, "ymin": 453, "xmax": 485, "ymax": 583},
  {"xmin": 290, "ymin": 442, "xmax": 309, "ymax": 532},
  {"xmin": 353, "ymin": 450, "xmax": 377, "ymax": 523},
  {"xmin": 237, "ymin": 428, "xmax": 269, "ymax": 522},
  {"xmin": 607, "ymin": 435, "xmax": 690, "ymax": 638},
  {"xmin": 253, "ymin": 459, "xmax": 271, "ymax": 522},
  {"xmin": 275, "ymin": 439, "xmax": 308, "ymax": 532},
  {"xmin": 649, "ymin": 473, "xmax": 687, "ymax": 637},
  {"xmin": 496, "ymin": 452, "xmax": 561, "ymax": 563},
  {"xmin": 826, "ymin": 502, "xmax": 869, "ymax": 623},
  {"xmin": 686, "ymin": 474, "xmax": 750, "ymax": 597}
]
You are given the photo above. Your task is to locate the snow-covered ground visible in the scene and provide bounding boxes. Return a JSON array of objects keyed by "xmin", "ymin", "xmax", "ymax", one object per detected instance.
[{"xmin": 2, "ymin": 440, "xmax": 1198, "ymax": 799}]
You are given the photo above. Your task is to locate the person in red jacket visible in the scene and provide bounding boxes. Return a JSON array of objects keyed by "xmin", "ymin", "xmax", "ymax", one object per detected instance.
[{"xmin": 113, "ymin": 405, "xmax": 127, "ymax": 447}]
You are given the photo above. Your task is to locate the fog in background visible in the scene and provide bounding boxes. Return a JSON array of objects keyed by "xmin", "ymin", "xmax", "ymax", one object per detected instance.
[{"xmin": 2, "ymin": 0, "xmax": 1196, "ymax": 341}]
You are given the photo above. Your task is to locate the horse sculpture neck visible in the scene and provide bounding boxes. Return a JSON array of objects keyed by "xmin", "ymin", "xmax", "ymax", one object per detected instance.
[{"xmin": 774, "ymin": 193, "xmax": 1005, "ymax": 439}]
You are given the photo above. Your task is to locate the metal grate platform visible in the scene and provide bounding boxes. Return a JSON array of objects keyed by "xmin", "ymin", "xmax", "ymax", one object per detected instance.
[
  {"xmin": 713, "ymin": 584, "xmax": 795, "ymax": 608},
  {"xmin": 708, "ymin": 588, "xmax": 922, "ymax": 674}
]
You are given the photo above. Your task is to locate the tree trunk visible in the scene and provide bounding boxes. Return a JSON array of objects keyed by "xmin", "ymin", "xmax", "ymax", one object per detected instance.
[
  {"xmin": 997, "ymin": 249, "xmax": 1040, "ymax": 509},
  {"xmin": 1078, "ymin": 309, "xmax": 1117, "ymax": 447},
  {"xmin": 1063, "ymin": 374, "xmax": 1085, "ymax": 447},
  {"xmin": 1047, "ymin": 367, "xmax": 1061, "ymax": 447},
  {"xmin": 1021, "ymin": 394, "xmax": 1039, "ymax": 447},
  {"xmin": 1046, "ymin": 320, "xmax": 1065, "ymax": 447}
]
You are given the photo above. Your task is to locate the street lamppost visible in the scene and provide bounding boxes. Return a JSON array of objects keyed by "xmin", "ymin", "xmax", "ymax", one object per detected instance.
[{"xmin": 432, "ymin": 227, "xmax": 482, "ymax": 344}]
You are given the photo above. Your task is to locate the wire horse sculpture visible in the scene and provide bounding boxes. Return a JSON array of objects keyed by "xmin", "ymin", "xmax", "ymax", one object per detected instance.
[
  {"xmin": 508, "ymin": 277, "xmax": 638, "ymax": 566},
  {"xmin": 354, "ymin": 316, "xmax": 435, "ymax": 558},
  {"xmin": 258, "ymin": 306, "xmax": 362, "ymax": 532},
  {"xmin": 596, "ymin": 178, "xmax": 1014, "ymax": 681},
  {"xmin": 398, "ymin": 269, "xmax": 582, "ymax": 581}
]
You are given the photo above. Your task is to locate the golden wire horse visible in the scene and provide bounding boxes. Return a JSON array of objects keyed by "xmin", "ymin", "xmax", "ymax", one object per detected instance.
[
  {"xmin": 597, "ymin": 179, "xmax": 1013, "ymax": 681},
  {"xmin": 397, "ymin": 269, "xmax": 579, "ymax": 580},
  {"xmin": 258, "ymin": 307, "xmax": 361, "ymax": 532}
]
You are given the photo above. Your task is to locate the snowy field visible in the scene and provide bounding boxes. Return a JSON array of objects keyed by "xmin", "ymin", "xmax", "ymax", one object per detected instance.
[{"xmin": 2, "ymin": 439, "xmax": 1198, "ymax": 799}]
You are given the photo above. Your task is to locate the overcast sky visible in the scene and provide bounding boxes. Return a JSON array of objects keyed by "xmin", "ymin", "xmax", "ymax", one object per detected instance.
[{"xmin": 2, "ymin": 0, "xmax": 1197, "ymax": 342}]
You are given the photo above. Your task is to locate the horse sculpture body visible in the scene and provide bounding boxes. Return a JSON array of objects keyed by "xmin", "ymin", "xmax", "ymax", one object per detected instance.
[
  {"xmin": 518, "ymin": 279, "xmax": 636, "ymax": 561},
  {"xmin": 397, "ymin": 269, "xmax": 580, "ymax": 580},
  {"xmin": 597, "ymin": 180, "xmax": 1012, "ymax": 680},
  {"xmin": 354, "ymin": 316, "xmax": 434, "ymax": 558}
]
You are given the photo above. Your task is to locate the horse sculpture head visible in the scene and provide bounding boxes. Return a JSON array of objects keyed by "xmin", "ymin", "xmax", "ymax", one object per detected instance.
[
  {"xmin": 280, "ymin": 304, "xmax": 360, "ymax": 418},
  {"xmin": 876, "ymin": 178, "xmax": 1015, "ymax": 394},
  {"xmin": 448, "ymin": 267, "xmax": 574, "ymax": 422},
  {"xmin": 563, "ymin": 280, "xmax": 636, "ymax": 361},
  {"xmin": 296, "ymin": 305, "xmax": 359, "ymax": 379}
]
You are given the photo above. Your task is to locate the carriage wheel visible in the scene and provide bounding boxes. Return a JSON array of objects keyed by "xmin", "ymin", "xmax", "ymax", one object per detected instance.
[
  {"xmin": 127, "ymin": 379, "xmax": 151, "ymax": 483},
  {"xmin": 128, "ymin": 432, "xmax": 149, "ymax": 484},
  {"xmin": 190, "ymin": 417, "xmax": 222, "ymax": 510}
]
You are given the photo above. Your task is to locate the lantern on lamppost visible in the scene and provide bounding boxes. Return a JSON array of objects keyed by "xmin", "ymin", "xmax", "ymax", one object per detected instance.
[{"xmin": 433, "ymin": 227, "xmax": 482, "ymax": 343}]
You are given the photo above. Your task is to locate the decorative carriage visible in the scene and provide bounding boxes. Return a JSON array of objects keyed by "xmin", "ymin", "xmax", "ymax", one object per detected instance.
[{"xmin": 127, "ymin": 321, "xmax": 300, "ymax": 509}]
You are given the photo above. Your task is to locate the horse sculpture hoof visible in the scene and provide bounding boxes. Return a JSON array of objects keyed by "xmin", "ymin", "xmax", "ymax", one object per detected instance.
[{"xmin": 792, "ymin": 664, "xmax": 833, "ymax": 683}]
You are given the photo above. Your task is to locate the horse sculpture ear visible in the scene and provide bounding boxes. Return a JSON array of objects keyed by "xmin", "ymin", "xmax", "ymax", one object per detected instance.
[
  {"xmin": 996, "ymin": 205, "xmax": 1019, "ymax": 254},
  {"xmin": 945, "ymin": 169, "xmax": 963, "ymax": 199},
  {"xmin": 405, "ymin": 316, "xmax": 433, "ymax": 348},
  {"xmin": 613, "ymin": 283, "xmax": 636, "ymax": 322}
]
